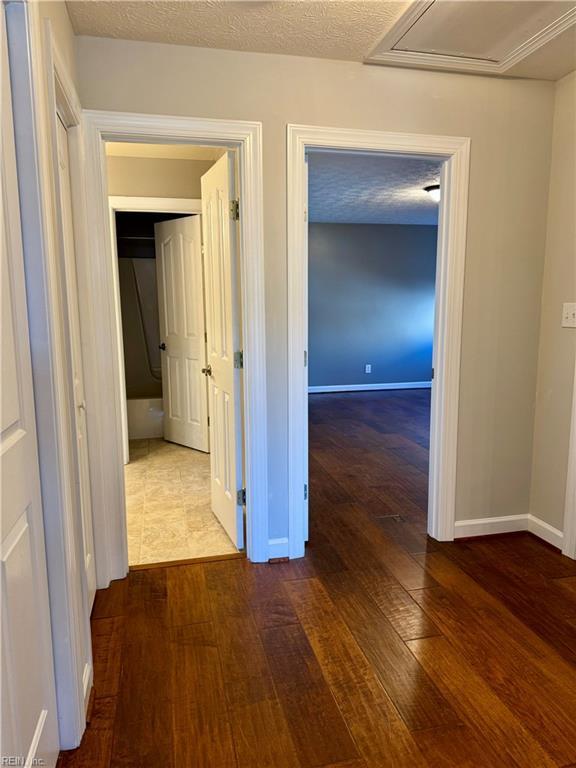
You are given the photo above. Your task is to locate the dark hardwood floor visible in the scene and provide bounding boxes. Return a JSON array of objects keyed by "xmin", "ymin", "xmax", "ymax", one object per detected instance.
[{"xmin": 59, "ymin": 390, "xmax": 576, "ymax": 767}]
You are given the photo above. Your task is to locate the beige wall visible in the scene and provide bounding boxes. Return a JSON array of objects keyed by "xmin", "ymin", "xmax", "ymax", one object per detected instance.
[
  {"xmin": 41, "ymin": 1, "xmax": 77, "ymax": 87},
  {"xmin": 76, "ymin": 36, "xmax": 556, "ymax": 539},
  {"xmin": 106, "ymin": 155, "xmax": 213, "ymax": 198},
  {"xmin": 530, "ymin": 71, "xmax": 576, "ymax": 532}
]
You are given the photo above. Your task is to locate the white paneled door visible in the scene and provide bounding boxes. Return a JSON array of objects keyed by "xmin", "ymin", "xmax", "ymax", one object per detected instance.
[
  {"xmin": 1, "ymin": 8, "xmax": 59, "ymax": 765},
  {"xmin": 201, "ymin": 153, "xmax": 243, "ymax": 549},
  {"xmin": 55, "ymin": 116, "xmax": 97, "ymax": 608},
  {"xmin": 155, "ymin": 215, "xmax": 209, "ymax": 452}
]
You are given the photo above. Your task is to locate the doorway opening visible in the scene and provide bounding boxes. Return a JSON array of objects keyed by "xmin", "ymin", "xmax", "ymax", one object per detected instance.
[
  {"xmin": 287, "ymin": 125, "xmax": 471, "ymax": 558},
  {"xmin": 105, "ymin": 142, "xmax": 244, "ymax": 567},
  {"xmin": 306, "ymin": 148, "xmax": 442, "ymax": 550}
]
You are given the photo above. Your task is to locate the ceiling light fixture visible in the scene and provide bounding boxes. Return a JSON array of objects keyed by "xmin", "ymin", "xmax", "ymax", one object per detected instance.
[{"xmin": 424, "ymin": 184, "xmax": 441, "ymax": 202}]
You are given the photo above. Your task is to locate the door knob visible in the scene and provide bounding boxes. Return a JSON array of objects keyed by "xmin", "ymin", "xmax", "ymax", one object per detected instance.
[
  {"xmin": 159, "ymin": 342, "xmax": 166, "ymax": 351},
  {"xmin": 201, "ymin": 365, "xmax": 212, "ymax": 377}
]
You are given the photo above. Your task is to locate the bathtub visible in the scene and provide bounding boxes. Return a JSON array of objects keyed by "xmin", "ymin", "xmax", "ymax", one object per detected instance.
[{"xmin": 127, "ymin": 397, "xmax": 164, "ymax": 440}]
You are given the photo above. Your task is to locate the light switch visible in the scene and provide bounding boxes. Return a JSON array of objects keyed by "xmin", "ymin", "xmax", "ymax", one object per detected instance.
[
  {"xmin": 562, "ymin": 303, "xmax": 576, "ymax": 328},
  {"xmin": 365, "ymin": 364, "xmax": 372, "ymax": 374}
]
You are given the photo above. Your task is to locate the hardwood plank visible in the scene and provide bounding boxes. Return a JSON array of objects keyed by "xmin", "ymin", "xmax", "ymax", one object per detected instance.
[
  {"xmin": 556, "ymin": 575, "xmax": 576, "ymax": 595},
  {"xmin": 204, "ymin": 559, "xmax": 277, "ymax": 707},
  {"xmin": 416, "ymin": 551, "xmax": 576, "ymax": 676},
  {"xmin": 320, "ymin": 571, "xmax": 461, "ymax": 732},
  {"xmin": 286, "ymin": 578, "xmax": 427, "ymax": 768},
  {"xmin": 110, "ymin": 569, "xmax": 174, "ymax": 768},
  {"xmin": 319, "ymin": 762, "xmax": 368, "ymax": 768},
  {"xmin": 61, "ymin": 391, "xmax": 576, "ymax": 768},
  {"xmin": 410, "ymin": 584, "xmax": 576, "ymax": 765},
  {"xmin": 438, "ymin": 538, "xmax": 576, "ymax": 663},
  {"xmin": 171, "ymin": 622, "xmax": 237, "ymax": 768},
  {"xmin": 58, "ymin": 731, "xmax": 113, "ymax": 768},
  {"xmin": 232, "ymin": 698, "xmax": 303, "ymax": 768},
  {"xmin": 166, "ymin": 563, "xmax": 211, "ymax": 626},
  {"xmin": 58, "ymin": 698, "xmax": 116, "ymax": 768},
  {"xmin": 408, "ymin": 635, "xmax": 557, "ymax": 767},
  {"xmin": 91, "ymin": 617, "xmax": 124, "ymax": 699},
  {"xmin": 261, "ymin": 623, "xmax": 360, "ymax": 767},
  {"xmin": 356, "ymin": 579, "xmax": 440, "ymax": 641},
  {"xmin": 205, "ymin": 560, "xmax": 303, "ymax": 765},
  {"xmin": 412, "ymin": 725, "xmax": 511, "ymax": 768},
  {"xmin": 91, "ymin": 577, "xmax": 127, "ymax": 619},
  {"xmin": 330, "ymin": 502, "xmax": 436, "ymax": 591}
]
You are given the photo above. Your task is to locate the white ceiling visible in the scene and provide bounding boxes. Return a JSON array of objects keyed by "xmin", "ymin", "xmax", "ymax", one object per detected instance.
[
  {"xmin": 105, "ymin": 142, "xmax": 224, "ymax": 161},
  {"xmin": 307, "ymin": 151, "xmax": 442, "ymax": 226},
  {"xmin": 67, "ymin": 0, "xmax": 576, "ymax": 80}
]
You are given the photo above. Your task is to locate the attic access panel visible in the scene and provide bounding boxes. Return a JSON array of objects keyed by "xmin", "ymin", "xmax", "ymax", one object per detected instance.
[{"xmin": 367, "ymin": 0, "xmax": 576, "ymax": 75}]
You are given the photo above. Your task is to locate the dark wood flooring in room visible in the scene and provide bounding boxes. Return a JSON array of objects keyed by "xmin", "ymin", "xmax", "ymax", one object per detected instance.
[{"xmin": 59, "ymin": 390, "xmax": 576, "ymax": 768}]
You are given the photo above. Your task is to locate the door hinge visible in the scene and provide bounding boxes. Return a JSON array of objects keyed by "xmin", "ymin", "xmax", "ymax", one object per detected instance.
[
  {"xmin": 234, "ymin": 350, "xmax": 244, "ymax": 369},
  {"xmin": 431, "ymin": 367, "xmax": 435, "ymax": 380},
  {"xmin": 204, "ymin": 331, "xmax": 208, "ymax": 343},
  {"xmin": 237, "ymin": 488, "xmax": 246, "ymax": 506},
  {"xmin": 207, "ymin": 416, "xmax": 210, "ymax": 426},
  {"xmin": 304, "ymin": 207, "xmax": 308, "ymax": 222},
  {"xmin": 304, "ymin": 350, "xmax": 308, "ymax": 367},
  {"xmin": 304, "ymin": 483, "xmax": 308, "ymax": 501},
  {"xmin": 229, "ymin": 199, "xmax": 240, "ymax": 220}
]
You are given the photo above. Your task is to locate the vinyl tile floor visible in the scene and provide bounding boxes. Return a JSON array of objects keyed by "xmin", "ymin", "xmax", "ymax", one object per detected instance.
[{"xmin": 125, "ymin": 438, "xmax": 237, "ymax": 565}]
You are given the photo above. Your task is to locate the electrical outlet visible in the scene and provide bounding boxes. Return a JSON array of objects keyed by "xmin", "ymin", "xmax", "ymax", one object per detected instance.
[
  {"xmin": 365, "ymin": 364, "xmax": 372, "ymax": 374},
  {"xmin": 562, "ymin": 303, "xmax": 576, "ymax": 328}
]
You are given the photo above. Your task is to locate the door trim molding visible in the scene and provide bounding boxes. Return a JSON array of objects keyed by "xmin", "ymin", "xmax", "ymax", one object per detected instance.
[
  {"xmin": 80, "ymin": 110, "xmax": 269, "ymax": 574},
  {"xmin": 7, "ymin": 8, "xmax": 95, "ymax": 748},
  {"xmin": 287, "ymin": 124, "xmax": 471, "ymax": 557},
  {"xmin": 108, "ymin": 195, "xmax": 202, "ymax": 464},
  {"xmin": 562, "ymin": 357, "xmax": 576, "ymax": 559}
]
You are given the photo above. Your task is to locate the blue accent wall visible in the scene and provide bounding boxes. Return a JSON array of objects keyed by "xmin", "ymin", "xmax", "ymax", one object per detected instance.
[{"xmin": 308, "ymin": 223, "xmax": 437, "ymax": 387}]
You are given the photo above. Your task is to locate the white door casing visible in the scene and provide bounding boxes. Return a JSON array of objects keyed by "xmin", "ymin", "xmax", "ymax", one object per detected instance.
[
  {"xmin": 1, "ymin": 8, "xmax": 59, "ymax": 764},
  {"xmin": 155, "ymin": 215, "xmax": 209, "ymax": 452},
  {"xmin": 81, "ymin": 112, "xmax": 268, "ymax": 571},
  {"xmin": 55, "ymin": 115, "xmax": 97, "ymax": 607},
  {"xmin": 201, "ymin": 153, "xmax": 244, "ymax": 549},
  {"xmin": 287, "ymin": 124, "xmax": 471, "ymax": 557}
]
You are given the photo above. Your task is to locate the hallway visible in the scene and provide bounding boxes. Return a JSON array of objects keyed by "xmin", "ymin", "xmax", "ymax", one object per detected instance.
[{"xmin": 59, "ymin": 392, "xmax": 576, "ymax": 767}]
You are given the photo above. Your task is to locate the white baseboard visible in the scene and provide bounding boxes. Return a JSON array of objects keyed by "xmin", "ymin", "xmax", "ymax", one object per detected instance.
[
  {"xmin": 268, "ymin": 537, "xmax": 289, "ymax": 559},
  {"xmin": 454, "ymin": 514, "xmax": 528, "ymax": 538},
  {"xmin": 454, "ymin": 513, "xmax": 563, "ymax": 549},
  {"xmin": 308, "ymin": 381, "xmax": 432, "ymax": 394},
  {"xmin": 527, "ymin": 515, "xmax": 564, "ymax": 549}
]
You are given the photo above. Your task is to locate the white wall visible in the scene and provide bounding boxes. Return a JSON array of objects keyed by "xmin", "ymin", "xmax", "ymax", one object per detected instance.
[
  {"xmin": 530, "ymin": 71, "xmax": 576, "ymax": 532},
  {"xmin": 76, "ymin": 36, "xmax": 555, "ymax": 540}
]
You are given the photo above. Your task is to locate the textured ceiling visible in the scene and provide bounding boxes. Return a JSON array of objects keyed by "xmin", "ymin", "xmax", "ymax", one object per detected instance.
[
  {"xmin": 308, "ymin": 151, "xmax": 443, "ymax": 225},
  {"xmin": 67, "ymin": 1, "xmax": 409, "ymax": 61}
]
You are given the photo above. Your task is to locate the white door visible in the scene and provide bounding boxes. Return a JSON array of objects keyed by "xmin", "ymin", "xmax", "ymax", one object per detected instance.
[
  {"xmin": 155, "ymin": 215, "xmax": 209, "ymax": 452},
  {"xmin": 201, "ymin": 153, "xmax": 243, "ymax": 549},
  {"xmin": 55, "ymin": 115, "xmax": 97, "ymax": 608},
  {"xmin": 1, "ymin": 9, "xmax": 59, "ymax": 764}
]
